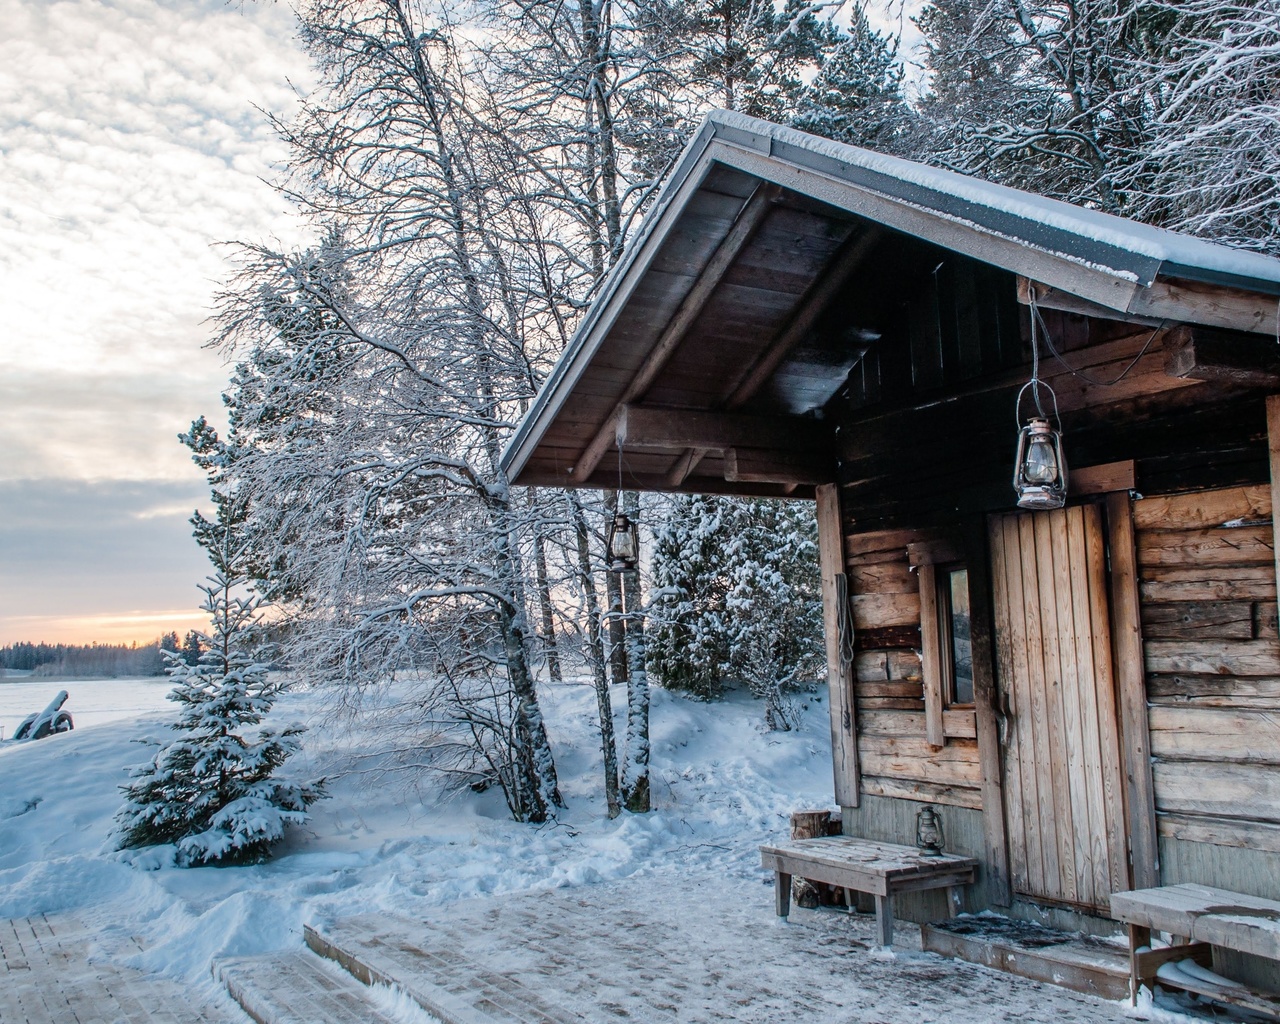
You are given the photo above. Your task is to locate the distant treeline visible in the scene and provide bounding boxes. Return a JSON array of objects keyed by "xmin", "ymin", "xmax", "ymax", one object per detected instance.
[{"xmin": 0, "ymin": 632, "xmax": 204, "ymax": 678}]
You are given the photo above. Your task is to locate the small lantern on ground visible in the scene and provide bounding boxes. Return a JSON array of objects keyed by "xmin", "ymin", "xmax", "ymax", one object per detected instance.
[
  {"xmin": 916, "ymin": 805, "xmax": 945, "ymax": 857},
  {"xmin": 606, "ymin": 511, "xmax": 639, "ymax": 573}
]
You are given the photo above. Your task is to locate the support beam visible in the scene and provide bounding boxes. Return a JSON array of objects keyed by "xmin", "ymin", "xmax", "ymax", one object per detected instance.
[
  {"xmin": 816, "ymin": 484, "xmax": 860, "ymax": 808},
  {"xmin": 1020, "ymin": 275, "xmax": 1280, "ymax": 337},
  {"xmin": 722, "ymin": 226, "xmax": 883, "ymax": 410},
  {"xmin": 1106, "ymin": 490, "xmax": 1160, "ymax": 891},
  {"xmin": 620, "ymin": 405, "xmax": 829, "ymax": 453},
  {"xmin": 569, "ymin": 184, "xmax": 781, "ymax": 482},
  {"xmin": 669, "ymin": 226, "xmax": 882, "ymax": 486},
  {"xmin": 1267, "ymin": 396, "xmax": 1280, "ymax": 643},
  {"xmin": 1164, "ymin": 325, "xmax": 1280, "ymax": 388},
  {"xmin": 962, "ymin": 521, "xmax": 1012, "ymax": 907},
  {"xmin": 724, "ymin": 448, "xmax": 835, "ymax": 486}
]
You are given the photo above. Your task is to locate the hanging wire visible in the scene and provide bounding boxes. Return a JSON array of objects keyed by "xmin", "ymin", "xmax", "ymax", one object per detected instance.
[{"xmin": 1027, "ymin": 284, "xmax": 1167, "ymax": 389}]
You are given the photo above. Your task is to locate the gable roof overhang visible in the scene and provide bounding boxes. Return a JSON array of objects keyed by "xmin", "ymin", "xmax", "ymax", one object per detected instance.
[{"xmin": 501, "ymin": 110, "xmax": 1280, "ymax": 498}]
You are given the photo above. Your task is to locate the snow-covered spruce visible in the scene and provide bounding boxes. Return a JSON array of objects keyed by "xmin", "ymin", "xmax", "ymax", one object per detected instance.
[{"xmin": 116, "ymin": 483, "xmax": 323, "ymax": 866}]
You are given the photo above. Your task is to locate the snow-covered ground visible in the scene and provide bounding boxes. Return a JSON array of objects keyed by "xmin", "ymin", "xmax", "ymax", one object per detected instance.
[
  {"xmin": 0, "ymin": 676, "xmax": 1207, "ymax": 1023},
  {"xmin": 0, "ymin": 677, "xmax": 836, "ymax": 996}
]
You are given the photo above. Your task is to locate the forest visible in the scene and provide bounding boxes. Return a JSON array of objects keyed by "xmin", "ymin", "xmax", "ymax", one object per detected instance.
[{"xmin": 162, "ymin": 0, "xmax": 1279, "ymax": 837}]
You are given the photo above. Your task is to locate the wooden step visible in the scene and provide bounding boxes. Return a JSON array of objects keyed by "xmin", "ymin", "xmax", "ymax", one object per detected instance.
[
  {"xmin": 217, "ymin": 949, "xmax": 403, "ymax": 1024},
  {"xmin": 305, "ymin": 915, "xmax": 581, "ymax": 1024},
  {"xmin": 921, "ymin": 917, "xmax": 1130, "ymax": 1000}
]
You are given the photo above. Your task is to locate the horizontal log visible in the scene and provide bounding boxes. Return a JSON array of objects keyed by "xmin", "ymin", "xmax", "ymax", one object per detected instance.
[
  {"xmin": 1140, "ymin": 566, "xmax": 1276, "ymax": 603},
  {"xmin": 1148, "ymin": 705, "xmax": 1280, "ymax": 764},
  {"xmin": 1144, "ymin": 639, "xmax": 1280, "ymax": 676},
  {"xmin": 854, "ymin": 679, "xmax": 925, "ymax": 700},
  {"xmin": 859, "ymin": 775, "xmax": 983, "ymax": 810},
  {"xmin": 1157, "ymin": 811, "xmax": 1280, "ymax": 855},
  {"xmin": 849, "ymin": 560, "xmax": 917, "ymax": 596},
  {"xmin": 1140, "ymin": 601, "xmax": 1254, "ymax": 641},
  {"xmin": 724, "ymin": 447, "xmax": 835, "ymax": 486},
  {"xmin": 1147, "ymin": 674, "xmax": 1280, "ymax": 709},
  {"xmin": 1152, "ymin": 760, "xmax": 1280, "ymax": 821},
  {"xmin": 906, "ymin": 539, "xmax": 961, "ymax": 568},
  {"xmin": 1128, "ymin": 276, "xmax": 1280, "ymax": 337},
  {"xmin": 856, "ymin": 697, "xmax": 927, "ymax": 712},
  {"xmin": 1133, "ymin": 485, "xmax": 1271, "ymax": 531},
  {"xmin": 1163, "ymin": 324, "xmax": 1280, "ymax": 387},
  {"xmin": 853, "ymin": 650, "xmax": 922, "ymax": 681},
  {"xmin": 857, "ymin": 709, "xmax": 978, "ymax": 740},
  {"xmin": 854, "ymin": 625, "xmax": 922, "ymax": 652},
  {"xmin": 619, "ymin": 404, "xmax": 830, "ymax": 453},
  {"xmin": 1136, "ymin": 525, "xmax": 1274, "ymax": 569},
  {"xmin": 844, "ymin": 527, "xmax": 924, "ymax": 559},
  {"xmin": 858, "ymin": 735, "xmax": 982, "ymax": 789},
  {"xmin": 1069, "ymin": 459, "xmax": 1134, "ymax": 496},
  {"xmin": 852, "ymin": 591, "xmax": 920, "ymax": 630}
]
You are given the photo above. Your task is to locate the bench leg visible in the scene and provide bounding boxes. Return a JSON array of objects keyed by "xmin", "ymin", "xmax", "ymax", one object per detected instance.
[
  {"xmin": 1128, "ymin": 924, "xmax": 1151, "ymax": 1005},
  {"xmin": 775, "ymin": 872, "xmax": 792, "ymax": 918},
  {"xmin": 948, "ymin": 885, "xmax": 963, "ymax": 917},
  {"xmin": 874, "ymin": 894, "xmax": 894, "ymax": 949}
]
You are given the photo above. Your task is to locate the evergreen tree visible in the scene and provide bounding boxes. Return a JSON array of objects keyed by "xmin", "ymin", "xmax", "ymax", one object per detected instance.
[
  {"xmin": 648, "ymin": 496, "xmax": 823, "ymax": 727},
  {"xmin": 792, "ymin": 7, "xmax": 911, "ymax": 150},
  {"xmin": 116, "ymin": 447, "xmax": 323, "ymax": 866}
]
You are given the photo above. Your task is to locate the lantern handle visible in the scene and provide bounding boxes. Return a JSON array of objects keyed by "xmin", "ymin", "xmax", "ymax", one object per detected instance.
[{"xmin": 1014, "ymin": 379, "xmax": 1061, "ymax": 431}]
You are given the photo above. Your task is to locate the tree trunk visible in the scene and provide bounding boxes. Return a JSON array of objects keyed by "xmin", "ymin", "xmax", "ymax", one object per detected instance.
[
  {"xmin": 620, "ymin": 489, "xmax": 650, "ymax": 813},
  {"xmin": 532, "ymin": 526, "xmax": 563, "ymax": 683},
  {"xmin": 571, "ymin": 493, "xmax": 620, "ymax": 818},
  {"xmin": 604, "ymin": 491, "xmax": 628, "ymax": 686}
]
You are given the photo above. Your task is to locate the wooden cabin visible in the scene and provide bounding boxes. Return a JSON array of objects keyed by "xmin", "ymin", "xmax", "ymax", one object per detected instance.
[{"xmin": 502, "ymin": 111, "xmax": 1280, "ymax": 982}]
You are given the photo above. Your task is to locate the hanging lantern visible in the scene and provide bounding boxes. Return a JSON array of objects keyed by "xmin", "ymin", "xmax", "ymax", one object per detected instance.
[
  {"xmin": 1012, "ymin": 379, "xmax": 1067, "ymax": 510},
  {"xmin": 915, "ymin": 805, "xmax": 946, "ymax": 857},
  {"xmin": 1013, "ymin": 416, "xmax": 1068, "ymax": 510},
  {"xmin": 606, "ymin": 511, "xmax": 640, "ymax": 572}
]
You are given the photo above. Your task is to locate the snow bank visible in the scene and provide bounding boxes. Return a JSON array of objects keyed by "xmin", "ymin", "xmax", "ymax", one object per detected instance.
[{"xmin": 0, "ymin": 677, "xmax": 835, "ymax": 1000}]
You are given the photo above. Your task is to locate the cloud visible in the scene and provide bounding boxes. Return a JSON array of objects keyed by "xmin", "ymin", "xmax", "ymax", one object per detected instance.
[
  {"xmin": 0, "ymin": 0, "xmax": 313, "ymax": 480},
  {"xmin": 0, "ymin": 478, "xmax": 214, "ymax": 643}
]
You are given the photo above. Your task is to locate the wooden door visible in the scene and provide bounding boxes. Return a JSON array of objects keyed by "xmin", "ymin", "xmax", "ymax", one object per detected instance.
[{"xmin": 988, "ymin": 505, "xmax": 1130, "ymax": 912}]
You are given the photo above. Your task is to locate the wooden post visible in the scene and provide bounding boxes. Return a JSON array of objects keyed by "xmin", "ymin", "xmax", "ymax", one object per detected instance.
[
  {"xmin": 816, "ymin": 484, "xmax": 860, "ymax": 808},
  {"xmin": 918, "ymin": 562, "xmax": 946, "ymax": 750},
  {"xmin": 1267, "ymin": 396, "xmax": 1280, "ymax": 612},
  {"xmin": 963, "ymin": 522, "xmax": 1013, "ymax": 907},
  {"xmin": 1106, "ymin": 491, "xmax": 1160, "ymax": 891}
]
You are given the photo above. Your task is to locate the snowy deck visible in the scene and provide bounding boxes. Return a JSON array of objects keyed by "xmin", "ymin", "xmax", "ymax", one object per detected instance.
[
  {"xmin": 0, "ymin": 914, "xmax": 230, "ymax": 1024},
  {"xmin": 276, "ymin": 872, "xmax": 1132, "ymax": 1024}
]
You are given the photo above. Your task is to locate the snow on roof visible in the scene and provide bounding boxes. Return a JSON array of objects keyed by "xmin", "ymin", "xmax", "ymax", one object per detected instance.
[{"xmin": 702, "ymin": 109, "xmax": 1280, "ymax": 293}]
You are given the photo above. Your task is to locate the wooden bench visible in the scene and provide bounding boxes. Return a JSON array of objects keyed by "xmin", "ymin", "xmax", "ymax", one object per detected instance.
[
  {"xmin": 760, "ymin": 836, "xmax": 978, "ymax": 948},
  {"xmin": 1111, "ymin": 883, "xmax": 1280, "ymax": 1019}
]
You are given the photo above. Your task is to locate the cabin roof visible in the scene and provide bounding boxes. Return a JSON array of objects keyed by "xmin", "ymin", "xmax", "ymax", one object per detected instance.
[{"xmin": 502, "ymin": 110, "xmax": 1280, "ymax": 497}]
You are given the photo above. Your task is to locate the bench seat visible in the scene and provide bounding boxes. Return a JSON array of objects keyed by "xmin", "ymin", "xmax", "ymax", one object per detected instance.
[
  {"xmin": 1111, "ymin": 883, "xmax": 1280, "ymax": 1018},
  {"xmin": 760, "ymin": 836, "xmax": 977, "ymax": 948}
]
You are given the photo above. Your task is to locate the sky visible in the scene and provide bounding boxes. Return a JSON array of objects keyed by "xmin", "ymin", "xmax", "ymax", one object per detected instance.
[
  {"xmin": 0, "ymin": 0, "xmax": 924, "ymax": 650},
  {"xmin": 0, "ymin": 0, "xmax": 311, "ymax": 646}
]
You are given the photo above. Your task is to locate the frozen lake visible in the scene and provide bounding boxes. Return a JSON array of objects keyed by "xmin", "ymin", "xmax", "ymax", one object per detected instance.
[{"xmin": 0, "ymin": 676, "xmax": 174, "ymax": 740}]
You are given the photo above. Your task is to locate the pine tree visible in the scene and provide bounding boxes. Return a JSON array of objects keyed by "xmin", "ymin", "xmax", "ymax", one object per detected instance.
[
  {"xmin": 648, "ymin": 496, "xmax": 823, "ymax": 727},
  {"xmin": 116, "ymin": 450, "xmax": 323, "ymax": 866}
]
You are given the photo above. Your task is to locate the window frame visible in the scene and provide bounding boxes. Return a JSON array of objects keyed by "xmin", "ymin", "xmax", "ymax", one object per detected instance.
[{"xmin": 910, "ymin": 540, "xmax": 979, "ymax": 751}]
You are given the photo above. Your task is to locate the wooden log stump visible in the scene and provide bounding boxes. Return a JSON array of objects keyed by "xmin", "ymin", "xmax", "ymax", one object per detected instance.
[{"xmin": 790, "ymin": 809, "xmax": 842, "ymax": 908}]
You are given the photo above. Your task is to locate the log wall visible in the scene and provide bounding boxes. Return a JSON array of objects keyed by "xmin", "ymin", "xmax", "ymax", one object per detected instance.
[
  {"xmin": 1134, "ymin": 485, "xmax": 1280, "ymax": 874},
  {"xmin": 846, "ymin": 527, "xmax": 983, "ymax": 810}
]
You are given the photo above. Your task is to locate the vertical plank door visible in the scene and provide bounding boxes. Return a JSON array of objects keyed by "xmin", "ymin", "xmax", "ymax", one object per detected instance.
[{"xmin": 989, "ymin": 504, "xmax": 1129, "ymax": 912}]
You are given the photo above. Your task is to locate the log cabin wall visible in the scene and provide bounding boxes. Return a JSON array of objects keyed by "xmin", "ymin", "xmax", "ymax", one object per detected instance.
[
  {"xmin": 1134, "ymin": 485, "xmax": 1280, "ymax": 891},
  {"xmin": 828, "ymin": 257, "xmax": 1280, "ymax": 929}
]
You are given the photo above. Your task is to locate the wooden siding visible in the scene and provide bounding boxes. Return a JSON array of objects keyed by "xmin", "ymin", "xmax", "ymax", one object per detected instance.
[
  {"xmin": 1135, "ymin": 485, "xmax": 1280, "ymax": 856},
  {"xmin": 846, "ymin": 526, "xmax": 983, "ymax": 809}
]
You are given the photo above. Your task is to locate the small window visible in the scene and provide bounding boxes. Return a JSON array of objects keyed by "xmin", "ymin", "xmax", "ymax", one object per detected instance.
[
  {"xmin": 912, "ymin": 546, "xmax": 979, "ymax": 751},
  {"xmin": 940, "ymin": 567, "xmax": 974, "ymax": 706}
]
